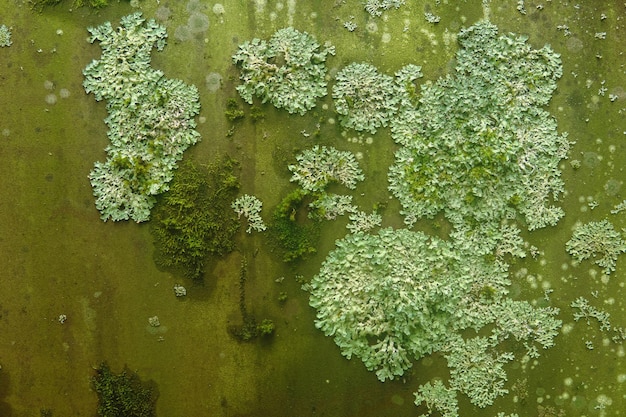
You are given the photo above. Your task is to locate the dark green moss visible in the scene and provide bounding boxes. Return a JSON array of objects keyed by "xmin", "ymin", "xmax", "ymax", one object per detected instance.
[
  {"xmin": 92, "ymin": 362, "xmax": 157, "ymax": 417},
  {"xmin": 228, "ymin": 258, "xmax": 275, "ymax": 341},
  {"xmin": 268, "ymin": 189, "xmax": 318, "ymax": 262},
  {"xmin": 150, "ymin": 156, "xmax": 240, "ymax": 280},
  {"xmin": 277, "ymin": 291, "xmax": 288, "ymax": 304},
  {"xmin": 257, "ymin": 319, "xmax": 275, "ymax": 336},
  {"xmin": 479, "ymin": 285, "xmax": 497, "ymax": 301},
  {"xmin": 228, "ymin": 316, "xmax": 259, "ymax": 342},
  {"xmin": 29, "ymin": 0, "xmax": 63, "ymax": 11},
  {"xmin": 249, "ymin": 106, "xmax": 265, "ymax": 122},
  {"xmin": 225, "ymin": 98, "xmax": 245, "ymax": 121},
  {"xmin": 30, "ymin": 0, "xmax": 120, "ymax": 11},
  {"xmin": 508, "ymin": 193, "xmax": 522, "ymax": 207},
  {"xmin": 74, "ymin": 0, "xmax": 111, "ymax": 7}
]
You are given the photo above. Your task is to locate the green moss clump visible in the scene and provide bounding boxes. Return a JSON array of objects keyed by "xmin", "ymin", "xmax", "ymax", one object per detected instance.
[
  {"xmin": 228, "ymin": 318, "xmax": 274, "ymax": 340},
  {"xmin": 224, "ymin": 98, "xmax": 246, "ymax": 121},
  {"xmin": 228, "ymin": 258, "xmax": 275, "ymax": 341},
  {"xmin": 257, "ymin": 319, "xmax": 275, "ymax": 336},
  {"xmin": 249, "ymin": 106, "xmax": 265, "ymax": 122},
  {"xmin": 92, "ymin": 362, "xmax": 157, "ymax": 417},
  {"xmin": 29, "ymin": 0, "xmax": 64, "ymax": 11},
  {"xmin": 74, "ymin": 0, "xmax": 110, "ymax": 7},
  {"xmin": 268, "ymin": 189, "xmax": 318, "ymax": 262},
  {"xmin": 31, "ymin": 0, "xmax": 114, "ymax": 11},
  {"xmin": 150, "ymin": 157, "xmax": 240, "ymax": 280}
]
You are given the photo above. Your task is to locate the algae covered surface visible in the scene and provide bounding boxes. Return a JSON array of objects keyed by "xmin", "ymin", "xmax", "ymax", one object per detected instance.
[{"xmin": 0, "ymin": 0, "xmax": 626, "ymax": 416}]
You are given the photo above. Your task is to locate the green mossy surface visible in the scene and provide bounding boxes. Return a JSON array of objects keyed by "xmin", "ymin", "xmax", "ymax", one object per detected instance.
[
  {"xmin": 1, "ymin": 1, "xmax": 626, "ymax": 417},
  {"xmin": 268, "ymin": 188, "xmax": 320, "ymax": 262},
  {"xmin": 150, "ymin": 157, "xmax": 240, "ymax": 280},
  {"xmin": 30, "ymin": 0, "xmax": 120, "ymax": 12},
  {"xmin": 92, "ymin": 362, "xmax": 157, "ymax": 417}
]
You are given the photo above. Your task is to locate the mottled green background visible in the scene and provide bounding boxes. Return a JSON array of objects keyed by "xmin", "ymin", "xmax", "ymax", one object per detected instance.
[{"xmin": 0, "ymin": 0, "xmax": 625, "ymax": 416}]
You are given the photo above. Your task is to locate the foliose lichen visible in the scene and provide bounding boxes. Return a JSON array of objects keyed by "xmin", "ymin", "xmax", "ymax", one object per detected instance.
[
  {"xmin": 308, "ymin": 227, "xmax": 560, "ymax": 396},
  {"xmin": 83, "ymin": 13, "xmax": 201, "ymax": 222},
  {"xmin": 309, "ymin": 23, "xmax": 565, "ymax": 408},
  {"xmin": 0, "ymin": 25, "xmax": 11, "ymax": 47},
  {"xmin": 363, "ymin": 0, "xmax": 405, "ymax": 17},
  {"xmin": 388, "ymin": 21, "xmax": 569, "ymax": 238},
  {"xmin": 414, "ymin": 379, "xmax": 459, "ymax": 417},
  {"xmin": 332, "ymin": 62, "xmax": 417, "ymax": 134},
  {"xmin": 288, "ymin": 145, "xmax": 364, "ymax": 192},
  {"xmin": 232, "ymin": 27, "xmax": 335, "ymax": 115},
  {"xmin": 566, "ymin": 219, "xmax": 626, "ymax": 275},
  {"xmin": 232, "ymin": 194, "xmax": 267, "ymax": 233}
]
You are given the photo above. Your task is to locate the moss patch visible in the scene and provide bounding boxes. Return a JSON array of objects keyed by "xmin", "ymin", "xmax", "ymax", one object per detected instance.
[{"xmin": 150, "ymin": 156, "xmax": 240, "ymax": 280}]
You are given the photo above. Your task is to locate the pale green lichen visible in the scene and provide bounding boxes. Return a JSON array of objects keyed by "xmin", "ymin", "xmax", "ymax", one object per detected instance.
[
  {"xmin": 445, "ymin": 335, "xmax": 513, "ymax": 408},
  {"xmin": 308, "ymin": 193, "xmax": 356, "ymax": 220},
  {"xmin": 83, "ymin": 13, "xmax": 201, "ymax": 222},
  {"xmin": 571, "ymin": 297, "xmax": 611, "ymax": 331},
  {"xmin": 0, "ymin": 24, "xmax": 11, "ymax": 47},
  {"xmin": 332, "ymin": 62, "xmax": 403, "ymax": 134},
  {"xmin": 232, "ymin": 27, "xmax": 335, "ymax": 115},
  {"xmin": 364, "ymin": 0, "xmax": 405, "ymax": 17},
  {"xmin": 388, "ymin": 21, "xmax": 569, "ymax": 236},
  {"xmin": 288, "ymin": 145, "xmax": 364, "ymax": 192},
  {"xmin": 566, "ymin": 219, "xmax": 626, "ymax": 275},
  {"xmin": 346, "ymin": 211, "xmax": 381, "ymax": 234},
  {"xmin": 232, "ymin": 194, "xmax": 267, "ymax": 233},
  {"xmin": 308, "ymin": 227, "xmax": 560, "ymax": 395},
  {"xmin": 286, "ymin": 146, "xmax": 366, "ymax": 231},
  {"xmin": 612, "ymin": 199, "xmax": 626, "ymax": 214},
  {"xmin": 257, "ymin": 18, "xmax": 573, "ymax": 416},
  {"xmin": 414, "ymin": 380, "xmax": 458, "ymax": 417},
  {"xmin": 309, "ymin": 23, "xmax": 565, "ymax": 408}
]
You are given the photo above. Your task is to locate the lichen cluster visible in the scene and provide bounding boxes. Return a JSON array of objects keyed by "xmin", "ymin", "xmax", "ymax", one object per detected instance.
[
  {"xmin": 0, "ymin": 24, "xmax": 11, "ymax": 47},
  {"xmin": 571, "ymin": 296, "xmax": 626, "ymax": 344},
  {"xmin": 232, "ymin": 27, "xmax": 335, "ymax": 115},
  {"xmin": 571, "ymin": 297, "xmax": 611, "ymax": 331},
  {"xmin": 308, "ymin": 193, "xmax": 356, "ymax": 220},
  {"xmin": 308, "ymin": 227, "xmax": 560, "ymax": 407},
  {"xmin": 288, "ymin": 146, "xmax": 378, "ymax": 234},
  {"xmin": 83, "ymin": 13, "xmax": 201, "ymax": 222},
  {"xmin": 288, "ymin": 145, "xmax": 364, "ymax": 192},
  {"xmin": 332, "ymin": 63, "xmax": 400, "ymax": 134},
  {"xmin": 346, "ymin": 210, "xmax": 382, "ymax": 234},
  {"xmin": 308, "ymin": 20, "xmax": 565, "ymax": 411},
  {"xmin": 232, "ymin": 194, "xmax": 267, "ymax": 233},
  {"xmin": 413, "ymin": 379, "xmax": 459, "ymax": 417},
  {"xmin": 566, "ymin": 219, "xmax": 626, "ymax": 275},
  {"xmin": 363, "ymin": 0, "xmax": 405, "ymax": 17},
  {"xmin": 388, "ymin": 21, "xmax": 569, "ymax": 237}
]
